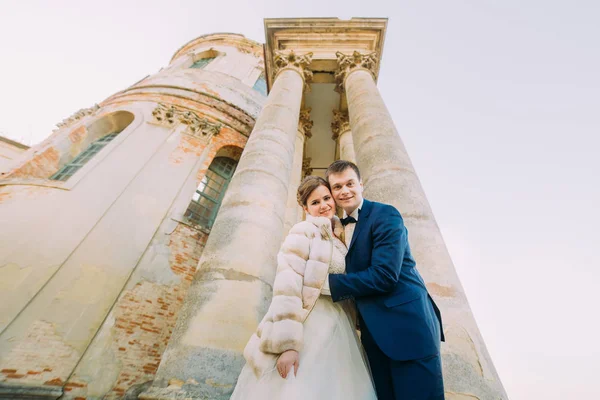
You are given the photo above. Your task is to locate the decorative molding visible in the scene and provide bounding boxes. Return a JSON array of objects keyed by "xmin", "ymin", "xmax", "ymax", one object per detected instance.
[
  {"xmin": 302, "ymin": 157, "xmax": 313, "ymax": 178},
  {"xmin": 331, "ymin": 110, "xmax": 350, "ymax": 140},
  {"xmin": 151, "ymin": 103, "xmax": 222, "ymax": 140},
  {"xmin": 104, "ymin": 88, "xmax": 255, "ymax": 137},
  {"xmin": 273, "ymin": 50, "xmax": 313, "ymax": 90},
  {"xmin": 298, "ymin": 108, "xmax": 313, "ymax": 139},
  {"xmin": 54, "ymin": 104, "xmax": 100, "ymax": 131},
  {"xmin": 334, "ymin": 51, "xmax": 378, "ymax": 93},
  {"xmin": 151, "ymin": 103, "xmax": 178, "ymax": 126}
]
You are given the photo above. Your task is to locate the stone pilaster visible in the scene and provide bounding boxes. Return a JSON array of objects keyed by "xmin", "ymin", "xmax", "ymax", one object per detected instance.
[
  {"xmin": 331, "ymin": 110, "xmax": 355, "ymax": 162},
  {"xmin": 336, "ymin": 51, "xmax": 508, "ymax": 400},
  {"xmin": 141, "ymin": 52, "xmax": 313, "ymax": 400}
]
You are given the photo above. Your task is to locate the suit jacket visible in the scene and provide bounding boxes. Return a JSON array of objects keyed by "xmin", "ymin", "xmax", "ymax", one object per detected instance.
[{"xmin": 329, "ymin": 199, "xmax": 444, "ymax": 361}]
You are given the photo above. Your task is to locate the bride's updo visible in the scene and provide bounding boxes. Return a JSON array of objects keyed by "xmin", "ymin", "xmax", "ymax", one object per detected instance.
[{"xmin": 296, "ymin": 176, "xmax": 331, "ymax": 207}]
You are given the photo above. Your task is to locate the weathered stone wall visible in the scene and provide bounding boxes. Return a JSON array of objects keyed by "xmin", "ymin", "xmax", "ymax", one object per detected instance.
[
  {"xmin": 61, "ymin": 130, "xmax": 249, "ymax": 400},
  {"xmin": 0, "ymin": 34, "xmax": 265, "ymax": 399}
]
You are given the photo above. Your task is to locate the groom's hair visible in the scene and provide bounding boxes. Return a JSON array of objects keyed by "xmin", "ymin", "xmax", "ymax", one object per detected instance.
[{"xmin": 325, "ymin": 160, "xmax": 361, "ymax": 182}]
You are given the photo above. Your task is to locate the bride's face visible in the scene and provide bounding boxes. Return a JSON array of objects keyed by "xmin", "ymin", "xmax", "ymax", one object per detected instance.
[{"xmin": 303, "ymin": 185, "xmax": 336, "ymax": 219}]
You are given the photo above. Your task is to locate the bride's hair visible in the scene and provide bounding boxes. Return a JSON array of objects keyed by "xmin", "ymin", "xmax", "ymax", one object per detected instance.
[{"xmin": 297, "ymin": 175, "xmax": 331, "ymax": 207}]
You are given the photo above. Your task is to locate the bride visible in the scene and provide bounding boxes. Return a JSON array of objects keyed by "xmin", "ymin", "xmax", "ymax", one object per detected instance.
[{"xmin": 231, "ymin": 176, "xmax": 377, "ymax": 400}]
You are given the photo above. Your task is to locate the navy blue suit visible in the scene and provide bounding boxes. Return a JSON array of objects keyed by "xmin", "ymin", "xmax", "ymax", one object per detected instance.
[{"xmin": 329, "ymin": 199, "xmax": 445, "ymax": 400}]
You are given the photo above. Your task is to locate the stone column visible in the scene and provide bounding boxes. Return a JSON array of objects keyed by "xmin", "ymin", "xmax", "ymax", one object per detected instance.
[
  {"xmin": 283, "ymin": 108, "xmax": 312, "ymax": 234},
  {"xmin": 336, "ymin": 51, "xmax": 508, "ymax": 400},
  {"xmin": 141, "ymin": 51, "xmax": 313, "ymax": 400},
  {"xmin": 331, "ymin": 109, "xmax": 355, "ymax": 162}
]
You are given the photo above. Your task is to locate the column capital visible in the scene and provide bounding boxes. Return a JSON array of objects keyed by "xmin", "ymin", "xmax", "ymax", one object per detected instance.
[
  {"xmin": 330, "ymin": 109, "xmax": 350, "ymax": 140},
  {"xmin": 334, "ymin": 51, "xmax": 378, "ymax": 93},
  {"xmin": 151, "ymin": 103, "xmax": 222, "ymax": 141},
  {"xmin": 273, "ymin": 50, "xmax": 314, "ymax": 91},
  {"xmin": 298, "ymin": 108, "xmax": 313, "ymax": 139}
]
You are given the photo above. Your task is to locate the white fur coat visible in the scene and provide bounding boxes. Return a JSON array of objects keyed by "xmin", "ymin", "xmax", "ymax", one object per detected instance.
[{"xmin": 243, "ymin": 214, "xmax": 344, "ymax": 378}]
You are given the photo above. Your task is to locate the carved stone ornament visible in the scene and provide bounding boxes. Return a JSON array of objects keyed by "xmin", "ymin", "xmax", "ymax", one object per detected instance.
[
  {"xmin": 151, "ymin": 103, "xmax": 178, "ymax": 126},
  {"xmin": 331, "ymin": 110, "xmax": 350, "ymax": 140},
  {"xmin": 273, "ymin": 50, "xmax": 314, "ymax": 90},
  {"xmin": 334, "ymin": 51, "xmax": 378, "ymax": 93},
  {"xmin": 298, "ymin": 108, "xmax": 313, "ymax": 139},
  {"xmin": 54, "ymin": 104, "xmax": 100, "ymax": 131},
  {"xmin": 151, "ymin": 103, "xmax": 222, "ymax": 140},
  {"xmin": 302, "ymin": 157, "xmax": 313, "ymax": 178}
]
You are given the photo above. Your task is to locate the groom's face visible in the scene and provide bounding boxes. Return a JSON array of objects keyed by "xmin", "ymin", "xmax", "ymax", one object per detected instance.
[{"xmin": 328, "ymin": 167, "xmax": 364, "ymax": 214}]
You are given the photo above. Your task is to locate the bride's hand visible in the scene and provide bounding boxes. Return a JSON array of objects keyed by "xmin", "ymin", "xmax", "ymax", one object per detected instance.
[{"xmin": 277, "ymin": 350, "xmax": 299, "ymax": 379}]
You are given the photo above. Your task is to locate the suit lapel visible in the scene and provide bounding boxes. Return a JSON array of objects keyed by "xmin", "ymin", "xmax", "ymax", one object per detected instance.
[{"xmin": 348, "ymin": 199, "xmax": 372, "ymax": 252}]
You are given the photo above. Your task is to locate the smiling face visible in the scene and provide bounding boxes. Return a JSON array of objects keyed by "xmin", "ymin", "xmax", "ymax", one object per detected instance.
[
  {"xmin": 328, "ymin": 167, "xmax": 364, "ymax": 215},
  {"xmin": 303, "ymin": 184, "xmax": 336, "ymax": 219}
]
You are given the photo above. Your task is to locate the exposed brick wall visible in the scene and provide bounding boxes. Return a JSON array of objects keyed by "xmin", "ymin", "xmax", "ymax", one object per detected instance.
[
  {"xmin": 168, "ymin": 224, "xmax": 209, "ymax": 283},
  {"xmin": 100, "ymin": 224, "xmax": 210, "ymax": 399},
  {"xmin": 4, "ymin": 146, "xmax": 61, "ymax": 179},
  {"xmin": 168, "ymin": 134, "xmax": 207, "ymax": 165},
  {"xmin": 3, "ymin": 125, "xmax": 88, "ymax": 180},
  {"xmin": 62, "ymin": 223, "xmax": 210, "ymax": 400}
]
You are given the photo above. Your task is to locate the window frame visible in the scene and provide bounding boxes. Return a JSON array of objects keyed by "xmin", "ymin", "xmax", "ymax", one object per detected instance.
[
  {"xmin": 183, "ymin": 157, "xmax": 238, "ymax": 229},
  {"xmin": 252, "ymin": 72, "xmax": 268, "ymax": 96},
  {"xmin": 190, "ymin": 57, "xmax": 216, "ymax": 69},
  {"xmin": 50, "ymin": 133, "xmax": 120, "ymax": 181}
]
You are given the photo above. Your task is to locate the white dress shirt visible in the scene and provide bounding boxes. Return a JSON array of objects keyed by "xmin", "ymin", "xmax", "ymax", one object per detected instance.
[{"xmin": 343, "ymin": 199, "xmax": 364, "ymax": 248}]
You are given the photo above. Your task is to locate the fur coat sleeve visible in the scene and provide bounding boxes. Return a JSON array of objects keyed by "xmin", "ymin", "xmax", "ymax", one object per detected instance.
[{"xmin": 242, "ymin": 216, "xmax": 338, "ymax": 378}]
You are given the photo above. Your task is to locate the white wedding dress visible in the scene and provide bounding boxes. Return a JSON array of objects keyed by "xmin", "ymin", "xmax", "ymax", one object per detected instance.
[{"xmin": 230, "ymin": 236, "xmax": 377, "ymax": 400}]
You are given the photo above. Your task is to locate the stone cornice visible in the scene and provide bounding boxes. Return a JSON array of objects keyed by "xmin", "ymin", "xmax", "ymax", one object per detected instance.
[
  {"xmin": 151, "ymin": 103, "xmax": 222, "ymax": 141},
  {"xmin": 170, "ymin": 33, "xmax": 263, "ymax": 64},
  {"xmin": 334, "ymin": 51, "xmax": 378, "ymax": 93},
  {"xmin": 273, "ymin": 50, "xmax": 313, "ymax": 91},
  {"xmin": 331, "ymin": 110, "xmax": 350, "ymax": 140},
  {"xmin": 101, "ymin": 87, "xmax": 257, "ymax": 137},
  {"xmin": 298, "ymin": 108, "xmax": 313, "ymax": 139},
  {"xmin": 53, "ymin": 104, "xmax": 100, "ymax": 132},
  {"xmin": 0, "ymin": 136, "xmax": 29, "ymax": 150}
]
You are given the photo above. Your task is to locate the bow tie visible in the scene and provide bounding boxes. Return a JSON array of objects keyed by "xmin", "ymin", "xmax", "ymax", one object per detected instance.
[{"xmin": 341, "ymin": 216, "xmax": 357, "ymax": 226}]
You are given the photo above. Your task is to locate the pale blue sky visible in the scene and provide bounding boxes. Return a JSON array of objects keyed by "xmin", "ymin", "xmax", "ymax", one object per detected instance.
[{"xmin": 1, "ymin": 1, "xmax": 599, "ymax": 399}]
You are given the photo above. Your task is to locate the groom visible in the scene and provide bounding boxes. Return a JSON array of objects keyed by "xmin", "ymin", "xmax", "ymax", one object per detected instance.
[{"xmin": 326, "ymin": 160, "xmax": 445, "ymax": 400}]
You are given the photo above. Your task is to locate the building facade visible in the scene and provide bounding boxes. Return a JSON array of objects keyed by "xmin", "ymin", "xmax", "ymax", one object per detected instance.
[{"xmin": 0, "ymin": 18, "xmax": 507, "ymax": 400}]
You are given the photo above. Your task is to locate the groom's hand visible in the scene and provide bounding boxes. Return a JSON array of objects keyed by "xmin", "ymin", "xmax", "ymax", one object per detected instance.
[{"xmin": 277, "ymin": 349, "xmax": 299, "ymax": 379}]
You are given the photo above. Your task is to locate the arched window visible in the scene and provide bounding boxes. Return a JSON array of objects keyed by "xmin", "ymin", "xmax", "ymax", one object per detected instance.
[
  {"xmin": 190, "ymin": 49, "xmax": 219, "ymax": 70},
  {"xmin": 50, "ymin": 110, "xmax": 134, "ymax": 181},
  {"xmin": 253, "ymin": 72, "xmax": 267, "ymax": 96},
  {"xmin": 184, "ymin": 156, "xmax": 238, "ymax": 229},
  {"xmin": 50, "ymin": 133, "xmax": 119, "ymax": 181}
]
